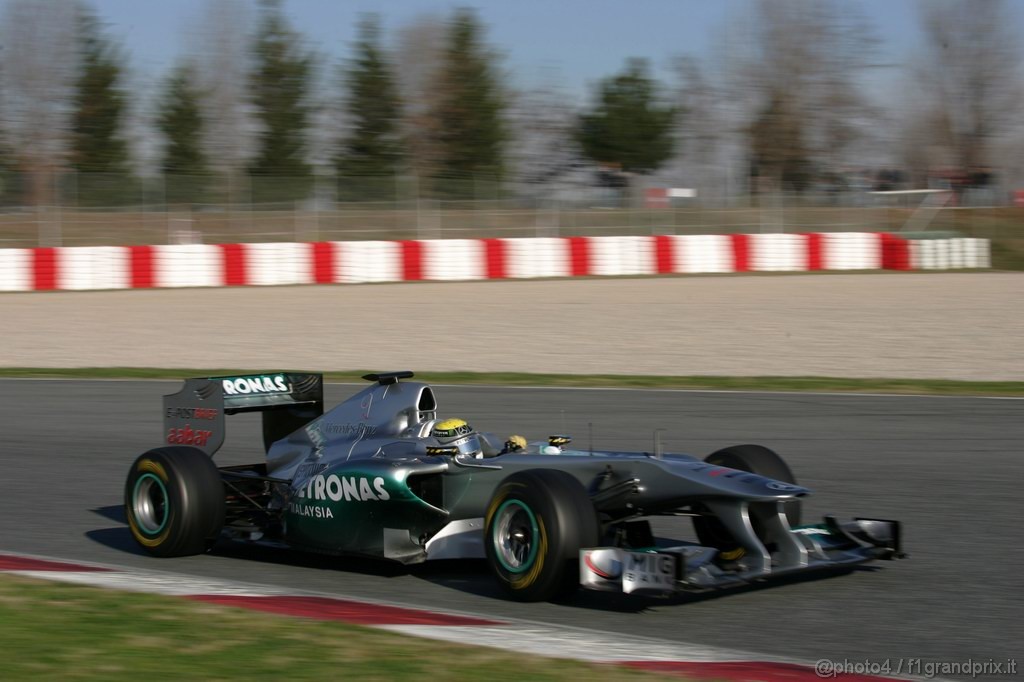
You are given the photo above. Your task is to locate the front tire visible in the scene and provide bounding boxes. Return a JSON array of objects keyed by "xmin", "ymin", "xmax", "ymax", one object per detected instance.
[
  {"xmin": 124, "ymin": 446, "xmax": 225, "ymax": 557},
  {"xmin": 484, "ymin": 469, "xmax": 599, "ymax": 602},
  {"xmin": 693, "ymin": 444, "xmax": 802, "ymax": 556}
]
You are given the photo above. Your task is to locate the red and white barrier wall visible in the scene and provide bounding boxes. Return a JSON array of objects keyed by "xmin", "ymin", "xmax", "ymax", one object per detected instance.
[{"xmin": 0, "ymin": 233, "xmax": 990, "ymax": 292}]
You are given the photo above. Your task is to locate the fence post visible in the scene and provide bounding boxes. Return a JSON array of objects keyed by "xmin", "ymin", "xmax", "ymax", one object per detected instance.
[
  {"xmin": 315, "ymin": 175, "xmax": 323, "ymax": 243},
  {"xmin": 226, "ymin": 172, "xmax": 234, "ymax": 238},
  {"xmin": 53, "ymin": 170, "xmax": 62, "ymax": 247},
  {"xmin": 71, "ymin": 170, "xmax": 78, "ymax": 243},
  {"xmin": 405, "ymin": 173, "xmax": 416, "ymax": 238},
  {"xmin": 248, "ymin": 174, "xmax": 254, "ymax": 235},
  {"xmin": 414, "ymin": 179, "xmax": 440, "ymax": 241},
  {"xmin": 416, "ymin": 188, "xmax": 422, "ymax": 241}
]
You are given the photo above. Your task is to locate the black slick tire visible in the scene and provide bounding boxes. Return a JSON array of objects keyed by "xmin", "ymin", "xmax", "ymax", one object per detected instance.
[
  {"xmin": 124, "ymin": 446, "xmax": 225, "ymax": 557},
  {"xmin": 484, "ymin": 469, "xmax": 599, "ymax": 602}
]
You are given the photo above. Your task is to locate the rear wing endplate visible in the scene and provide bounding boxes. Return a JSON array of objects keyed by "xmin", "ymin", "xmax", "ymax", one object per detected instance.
[{"xmin": 163, "ymin": 373, "xmax": 324, "ymax": 456}]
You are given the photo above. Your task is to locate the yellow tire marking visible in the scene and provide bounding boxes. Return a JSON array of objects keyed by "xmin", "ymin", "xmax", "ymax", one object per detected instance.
[
  {"xmin": 128, "ymin": 457, "xmax": 172, "ymax": 547},
  {"xmin": 137, "ymin": 458, "xmax": 168, "ymax": 481},
  {"xmin": 127, "ymin": 512, "xmax": 169, "ymax": 548},
  {"xmin": 510, "ymin": 517, "xmax": 548, "ymax": 590},
  {"xmin": 487, "ymin": 482, "xmax": 549, "ymax": 591}
]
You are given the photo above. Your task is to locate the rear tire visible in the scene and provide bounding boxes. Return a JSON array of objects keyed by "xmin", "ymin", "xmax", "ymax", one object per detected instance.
[
  {"xmin": 124, "ymin": 446, "xmax": 225, "ymax": 557},
  {"xmin": 484, "ymin": 469, "xmax": 599, "ymax": 602},
  {"xmin": 692, "ymin": 444, "xmax": 801, "ymax": 556}
]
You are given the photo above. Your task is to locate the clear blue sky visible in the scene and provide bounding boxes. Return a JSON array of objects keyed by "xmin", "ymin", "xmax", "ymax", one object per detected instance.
[{"xmin": 89, "ymin": 0, "xmax": 1021, "ymax": 98}]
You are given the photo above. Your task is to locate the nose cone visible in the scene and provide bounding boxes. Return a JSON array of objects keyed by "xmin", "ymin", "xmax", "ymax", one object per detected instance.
[
  {"xmin": 701, "ymin": 466, "xmax": 812, "ymax": 499},
  {"xmin": 657, "ymin": 459, "xmax": 812, "ymax": 501},
  {"xmin": 759, "ymin": 479, "xmax": 810, "ymax": 497}
]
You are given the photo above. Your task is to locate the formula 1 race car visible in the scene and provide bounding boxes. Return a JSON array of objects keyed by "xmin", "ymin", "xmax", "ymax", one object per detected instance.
[{"xmin": 125, "ymin": 371, "xmax": 904, "ymax": 601}]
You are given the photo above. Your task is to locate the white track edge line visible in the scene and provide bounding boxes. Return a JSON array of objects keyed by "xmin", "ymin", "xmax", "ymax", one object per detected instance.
[{"xmin": 0, "ymin": 376, "xmax": 1020, "ymax": 399}]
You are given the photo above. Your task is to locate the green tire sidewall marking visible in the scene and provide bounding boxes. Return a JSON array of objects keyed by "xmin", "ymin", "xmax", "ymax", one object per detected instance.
[
  {"xmin": 133, "ymin": 472, "xmax": 169, "ymax": 536},
  {"xmin": 493, "ymin": 498, "xmax": 540, "ymax": 574}
]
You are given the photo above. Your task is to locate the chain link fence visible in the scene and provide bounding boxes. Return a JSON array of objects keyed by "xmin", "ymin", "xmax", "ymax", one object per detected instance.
[{"xmin": 0, "ymin": 170, "xmax": 1019, "ymax": 248}]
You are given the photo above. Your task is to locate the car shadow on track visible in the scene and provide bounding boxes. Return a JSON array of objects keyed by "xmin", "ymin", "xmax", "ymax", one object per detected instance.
[
  {"xmin": 84, "ymin": 528, "xmax": 151, "ymax": 556},
  {"xmin": 85, "ymin": 520, "xmax": 413, "ymax": 579},
  {"xmin": 87, "ymin": 504, "xmax": 500, "ymax": 590},
  {"xmin": 91, "ymin": 505, "xmax": 127, "ymax": 524},
  {"xmin": 86, "ymin": 506, "xmax": 154, "ymax": 557},
  {"xmin": 561, "ymin": 565, "xmax": 883, "ymax": 613},
  {"xmin": 408, "ymin": 559, "xmax": 880, "ymax": 613},
  {"xmin": 210, "ymin": 541, "xmax": 411, "ymax": 579},
  {"xmin": 84, "ymin": 505, "xmax": 880, "ymax": 611}
]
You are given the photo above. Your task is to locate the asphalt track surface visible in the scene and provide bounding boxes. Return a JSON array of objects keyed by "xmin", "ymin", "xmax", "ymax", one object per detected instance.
[{"xmin": 2, "ymin": 379, "xmax": 1021, "ymax": 671}]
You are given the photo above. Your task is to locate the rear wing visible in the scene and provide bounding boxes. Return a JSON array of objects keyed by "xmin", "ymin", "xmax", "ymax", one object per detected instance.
[{"xmin": 163, "ymin": 373, "xmax": 324, "ymax": 456}]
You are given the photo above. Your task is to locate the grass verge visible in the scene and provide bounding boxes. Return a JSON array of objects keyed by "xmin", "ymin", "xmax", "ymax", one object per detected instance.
[
  {"xmin": 0, "ymin": 575, "xmax": 657, "ymax": 681},
  {"xmin": 0, "ymin": 367, "xmax": 1021, "ymax": 396}
]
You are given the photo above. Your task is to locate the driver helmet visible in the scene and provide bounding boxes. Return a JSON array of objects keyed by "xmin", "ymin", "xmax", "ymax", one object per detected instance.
[{"xmin": 430, "ymin": 418, "xmax": 483, "ymax": 458}]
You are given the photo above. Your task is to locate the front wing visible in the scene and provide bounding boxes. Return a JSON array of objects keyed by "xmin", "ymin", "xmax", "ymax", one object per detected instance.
[{"xmin": 580, "ymin": 516, "xmax": 904, "ymax": 595}]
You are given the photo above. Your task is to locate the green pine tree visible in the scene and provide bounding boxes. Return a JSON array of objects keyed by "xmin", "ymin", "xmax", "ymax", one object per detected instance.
[
  {"xmin": 249, "ymin": 0, "xmax": 314, "ymax": 202},
  {"xmin": 157, "ymin": 65, "xmax": 209, "ymax": 205},
  {"xmin": 336, "ymin": 15, "xmax": 404, "ymax": 200},
  {"xmin": 69, "ymin": 10, "xmax": 132, "ymax": 205},
  {"xmin": 577, "ymin": 59, "xmax": 676, "ymax": 197},
  {"xmin": 430, "ymin": 9, "xmax": 506, "ymax": 198}
]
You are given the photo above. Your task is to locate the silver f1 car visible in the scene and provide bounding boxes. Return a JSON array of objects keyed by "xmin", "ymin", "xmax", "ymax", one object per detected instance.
[{"xmin": 125, "ymin": 371, "xmax": 904, "ymax": 601}]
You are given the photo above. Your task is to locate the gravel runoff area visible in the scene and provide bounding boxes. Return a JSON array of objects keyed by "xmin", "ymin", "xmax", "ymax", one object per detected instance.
[{"xmin": 1, "ymin": 272, "xmax": 1021, "ymax": 381}]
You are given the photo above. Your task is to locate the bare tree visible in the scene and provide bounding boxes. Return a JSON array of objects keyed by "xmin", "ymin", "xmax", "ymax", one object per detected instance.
[
  {"xmin": 668, "ymin": 56, "xmax": 723, "ymax": 198},
  {"xmin": 187, "ymin": 0, "xmax": 254, "ymax": 181},
  {"xmin": 505, "ymin": 71, "xmax": 581, "ymax": 198},
  {"xmin": 893, "ymin": 89, "xmax": 950, "ymax": 188},
  {"xmin": 725, "ymin": 0, "xmax": 879, "ymax": 193},
  {"xmin": 392, "ymin": 12, "xmax": 446, "ymax": 179},
  {"xmin": 0, "ymin": 0, "xmax": 78, "ymax": 204},
  {"xmin": 913, "ymin": 0, "xmax": 1022, "ymax": 177}
]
